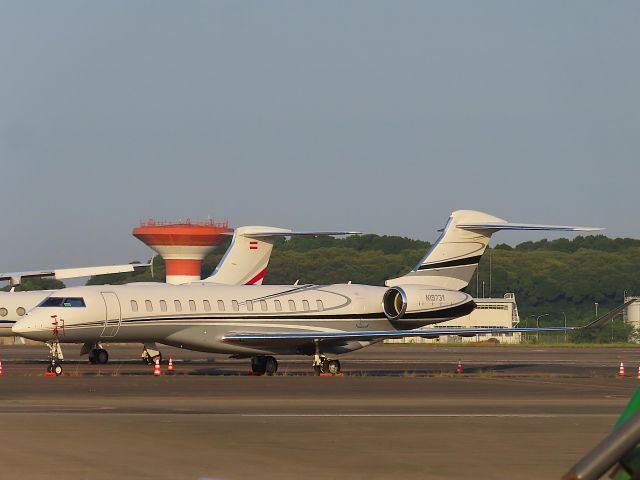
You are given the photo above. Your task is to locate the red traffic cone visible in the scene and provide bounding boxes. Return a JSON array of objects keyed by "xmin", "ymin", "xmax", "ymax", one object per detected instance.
[
  {"xmin": 153, "ymin": 357, "xmax": 161, "ymax": 376},
  {"xmin": 637, "ymin": 365, "xmax": 640, "ymax": 380},
  {"xmin": 167, "ymin": 357, "xmax": 174, "ymax": 373},
  {"xmin": 618, "ymin": 362, "xmax": 625, "ymax": 377},
  {"xmin": 456, "ymin": 360, "xmax": 463, "ymax": 375},
  {"xmin": 0, "ymin": 360, "xmax": 3, "ymax": 377}
]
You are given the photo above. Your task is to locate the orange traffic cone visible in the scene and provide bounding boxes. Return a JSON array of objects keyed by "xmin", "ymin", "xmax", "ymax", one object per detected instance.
[
  {"xmin": 0, "ymin": 360, "xmax": 3, "ymax": 377},
  {"xmin": 153, "ymin": 357, "xmax": 161, "ymax": 376},
  {"xmin": 167, "ymin": 357, "xmax": 174, "ymax": 373},
  {"xmin": 456, "ymin": 360, "xmax": 463, "ymax": 375},
  {"xmin": 618, "ymin": 362, "xmax": 625, "ymax": 377},
  {"xmin": 637, "ymin": 365, "xmax": 640, "ymax": 380}
]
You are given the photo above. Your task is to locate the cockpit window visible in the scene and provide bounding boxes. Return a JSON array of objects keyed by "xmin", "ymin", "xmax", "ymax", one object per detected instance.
[{"xmin": 39, "ymin": 297, "xmax": 86, "ymax": 308}]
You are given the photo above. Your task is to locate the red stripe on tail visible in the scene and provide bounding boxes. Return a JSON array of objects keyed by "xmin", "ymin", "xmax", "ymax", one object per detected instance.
[{"xmin": 245, "ymin": 267, "xmax": 267, "ymax": 285}]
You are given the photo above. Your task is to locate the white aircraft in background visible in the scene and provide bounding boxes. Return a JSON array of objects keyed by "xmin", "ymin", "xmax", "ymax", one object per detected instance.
[
  {"xmin": 6, "ymin": 227, "xmax": 357, "ymax": 367},
  {"xmin": 14, "ymin": 210, "xmax": 604, "ymax": 376},
  {"xmin": 0, "ymin": 264, "xmax": 148, "ymax": 338}
]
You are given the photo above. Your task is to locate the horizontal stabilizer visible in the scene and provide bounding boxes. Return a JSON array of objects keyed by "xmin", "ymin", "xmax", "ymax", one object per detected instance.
[
  {"xmin": 457, "ymin": 222, "xmax": 602, "ymax": 232},
  {"xmin": 387, "ymin": 210, "xmax": 603, "ymax": 290},
  {"xmin": 226, "ymin": 231, "xmax": 361, "ymax": 237},
  {"xmin": 205, "ymin": 227, "xmax": 360, "ymax": 286}
]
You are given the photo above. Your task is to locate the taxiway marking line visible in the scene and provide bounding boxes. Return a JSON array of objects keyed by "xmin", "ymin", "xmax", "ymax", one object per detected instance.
[{"xmin": 240, "ymin": 413, "xmax": 617, "ymax": 418}]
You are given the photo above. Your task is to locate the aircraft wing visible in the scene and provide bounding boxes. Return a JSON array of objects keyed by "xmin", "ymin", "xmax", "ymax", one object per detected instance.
[
  {"xmin": 223, "ymin": 300, "xmax": 633, "ymax": 347},
  {"xmin": 0, "ymin": 263, "xmax": 149, "ymax": 287}
]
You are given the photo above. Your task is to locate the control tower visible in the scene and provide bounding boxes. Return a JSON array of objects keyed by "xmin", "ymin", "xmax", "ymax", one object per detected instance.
[{"xmin": 133, "ymin": 218, "xmax": 232, "ymax": 285}]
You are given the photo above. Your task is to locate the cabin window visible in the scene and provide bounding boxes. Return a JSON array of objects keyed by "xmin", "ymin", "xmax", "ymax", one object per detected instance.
[
  {"xmin": 159, "ymin": 300, "xmax": 167, "ymax": 312},
  {"xmin": 0, "ymin": 308, "xmax": 7, "ymax": 317},
  {"xmin": 217, "ymin": 300, "xmax": 225, "ymax": 312},
  {"xmin": 16, "ymin": 307, "xmax": 25, "ymax": 316},
  {"xmin": 189, "ymin": 300, "xmax": 196, "ymax": 312},
  {"xmin": 130, "ymin": 300, "xmax": 138, "ymax": 312},
  {"xmin": 316, "ymin": 300, "xmax": 324, "ymax": 311},
  {"xmin": 145, "ymin": 300, "xmax": 153, "ymax": 312},
  {"xmin": 288, "ymin": 300, "xmax": 296, "ymax": 312},
  {"xmin": 203, "ymin": 300, "xmax": 211, "ymax": 312},
  {"xmin": 232, "ymin": 300, "xmax": 239, "ymax": 312},
  {"xmin": 260, "ymin": 300, "xmax": 267, "ymax": 312},
  {"xmin": 274, "ymin": 300, "xmax": 282, "ymax": 312},
  {"xmin": 174, "ymin": 300, "xmax": 182, "ymax": 312},
  {"xmin": 302, "ymin": 300, "xmax": 310, "ymax": 312},
  {"xmin": 246, "ymin": 300, "xmax": 253, "ymax": 312}
]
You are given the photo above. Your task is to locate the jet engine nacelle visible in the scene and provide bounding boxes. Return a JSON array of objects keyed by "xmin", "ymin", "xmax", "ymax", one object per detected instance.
[{"xmin": 382, "ymin": 285, "xmax": 474, "ymax": 321}]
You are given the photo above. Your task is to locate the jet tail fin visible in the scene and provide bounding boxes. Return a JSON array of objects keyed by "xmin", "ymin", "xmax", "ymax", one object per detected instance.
[
  {"xmin": 203, "ymin": 227, "xmax": 290, "ymax": 285},
  {"xmin": 386, "ymin": 210, "xmax": 602, "ymax": 291},
  {"xmin": 203, "ymin": 228, "xmax": 360, "ymax": 285}
]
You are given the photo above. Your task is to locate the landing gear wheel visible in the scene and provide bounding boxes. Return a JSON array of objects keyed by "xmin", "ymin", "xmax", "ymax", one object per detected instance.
[
  {"xmin": 95, "ymin": 349, "xmax": 109, "ymax": 364},
  {"xmin": 251, "ymin": 356, "xmax": 267, "ymax": 375},
  {"xmin": 264, "ymin": 356, "xmax": 278, "ymax": 376},
  {"xmin": 45, "ymin": 340, "xmax": 64, "ymax": 375},
  {"xmin": 327, "ymin": 360, "xmax": 341, "ymax": 375}
]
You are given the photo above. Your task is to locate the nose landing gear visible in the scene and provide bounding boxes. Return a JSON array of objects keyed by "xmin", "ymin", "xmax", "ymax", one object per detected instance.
[{"xmin": 46, "ymin": 340, "xmax": 64, "ymax": 376}]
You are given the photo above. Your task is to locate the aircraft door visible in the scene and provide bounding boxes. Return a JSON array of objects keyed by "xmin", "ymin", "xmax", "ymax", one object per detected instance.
[{"xmin": 100, "ymin": 292, "xmax": 121, "ymax": 338}]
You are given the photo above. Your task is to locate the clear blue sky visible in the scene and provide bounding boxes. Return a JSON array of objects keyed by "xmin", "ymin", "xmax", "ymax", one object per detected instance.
[{"xmin": 1, "ymin": 1, "xmax": 638, "ymax": 271}]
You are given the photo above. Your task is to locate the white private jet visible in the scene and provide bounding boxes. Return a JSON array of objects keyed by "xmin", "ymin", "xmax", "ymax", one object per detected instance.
[
  {"xmin": 0, "ymin": 264, "xmax": 148, "ymax": 337},
  {"xmin": 14, "ymin": 210, "xmax": 604, "ymax": 376}
]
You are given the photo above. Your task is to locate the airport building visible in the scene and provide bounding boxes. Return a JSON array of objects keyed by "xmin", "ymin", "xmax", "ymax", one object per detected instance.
[
  {"xmin": 385, "ymin": 293, "xmax": 522, "ymax": 344},
  {"xmin": 624, "ymin": 296, "xmax": 640, "ymax": 341}
]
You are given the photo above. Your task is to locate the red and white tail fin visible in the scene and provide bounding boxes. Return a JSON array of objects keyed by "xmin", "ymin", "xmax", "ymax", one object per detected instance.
[
  {"xmin": 203, "ymin": 227, "xmax": 361, "ymax": 286},
  {"xmin": 203, "ymin": 227, "xmax": 290, "ymax": 285},
  {"xmin": 386, "ymin": 210, "xmax": 601, "ymax": 291}
]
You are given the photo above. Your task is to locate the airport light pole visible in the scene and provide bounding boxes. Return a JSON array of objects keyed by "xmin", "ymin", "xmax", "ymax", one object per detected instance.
[
  {"xmin": 562, "ymin": 311, "xmax": 567, "ymax": 343},
  {"xmin": 536, "ymin": 313, "xmax": 549, "ymax": 343},
  {"xmin": 526, "ymin": 314, "xmax": 537, "ymax": 343}
]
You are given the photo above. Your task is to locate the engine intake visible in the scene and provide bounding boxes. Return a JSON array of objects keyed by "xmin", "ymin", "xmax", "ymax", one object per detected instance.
[
  {"xmin": 382, "ymin": 285, "xmax": 474, "ymax": 321},
  {"xmin": 383, "ymin": 287, "xmax": 407, "ymax": 320}
]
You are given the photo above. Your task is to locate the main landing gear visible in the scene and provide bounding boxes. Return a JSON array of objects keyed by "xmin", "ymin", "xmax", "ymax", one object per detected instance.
[
  {"xmin": 81, "ymin": 343, "xmax": 109, "ymax": 364},
  {"xmin": 251, "ymin": 356, "xmax": 278, "ymax": 376},
  {"xmin": 141, "ymin": 343, "xmax": 162, "ymax": 365},
  {"xmin": 46, "ymin": 340, "xmax": 64, "ymax": 376},
  {"xmin": 312, "ymin": 340, "xmax": 341, "ymax": 376},
  {"xmin": 89, "ymin": 348, "xmax": 109, "ymax": 364}
]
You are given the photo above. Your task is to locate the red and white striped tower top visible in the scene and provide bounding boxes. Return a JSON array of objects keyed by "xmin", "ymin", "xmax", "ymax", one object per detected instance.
[{"xmin": 133, "ymin": 219, "xmax": 232, "ymax": 285}]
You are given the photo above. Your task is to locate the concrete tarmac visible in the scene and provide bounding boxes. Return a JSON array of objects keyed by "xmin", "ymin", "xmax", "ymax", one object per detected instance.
[{"xmin": 0, "ymin": 344, "xmax": 639, "ymax": 479}]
